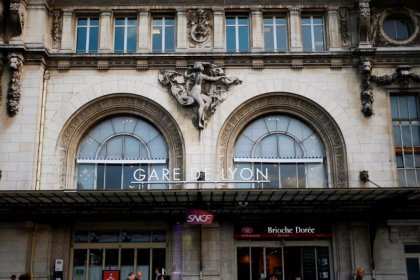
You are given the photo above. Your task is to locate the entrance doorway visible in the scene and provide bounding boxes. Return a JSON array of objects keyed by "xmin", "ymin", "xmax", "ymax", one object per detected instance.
[{"xmin": 237, "ymin": 243, "xmax": 331, "ymax": 280}]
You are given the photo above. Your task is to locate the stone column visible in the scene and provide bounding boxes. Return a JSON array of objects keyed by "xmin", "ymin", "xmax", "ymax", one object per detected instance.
[
  {"xmin": 176, "ymin": 9, "xmax": 188, "ymax": 51},
  {"xmin": 172, "ymin": 223, "xmax": 183, "ymax": 280},
  {"xmin": 327, "ymin": 8, "xmax": 341, "ymax": 51},
  {"xmin": 289, "ymin": 7, "xmax": 302, "ymax": 52},
  {"xmin": 213, "ymin": 8, "xmax": 225, "ymax": 52},
  {"xmin": 99, "ymin": 10, "xmax": 112, "ymax": 53},
  {"xmin": 138, "ymin": 10, "xmax": 150, "ymax": 53},
  {"xmin": 251, "ymin": 9, "xmax": 264, "ymax": 52},
  {"xmin": 60, "ymin": 9, "xmax": 74, "ymax": 52}
]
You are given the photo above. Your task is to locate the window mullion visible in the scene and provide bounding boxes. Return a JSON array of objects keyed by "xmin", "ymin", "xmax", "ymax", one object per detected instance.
[
  {"xmin": 310, "ymin": 16, "xmax": 315, "ymax": 51},
  {"xmin": 86, "ymin": 18, "xmax": 90, "ymax": 53},
  {"xmin": 273, "ymin": 17, "xmax": 277, "ymax": 51},
  {"xmin": 235, "ymin": 17, "xmax": 239, "ymax": 52},
  {"xmin": 124, "ymin": 18, "xmax": 128, "ymax": 52}
]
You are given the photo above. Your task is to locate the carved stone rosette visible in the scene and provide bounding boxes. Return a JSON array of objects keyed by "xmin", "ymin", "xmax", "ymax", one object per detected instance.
[
  {"xmin": 338, "ymin": 8, "xmax": 350, "ymax": 47},
  {"xmin": 187, "ymin": 9, "xmax": 213, "ymax": 48},
  {"xmin": 7, "ymin": 53, "xmax": 24, "ymax": 117},
  {"xmin": 360, "ymin": 57, "xmax": 374, "ymax": 117},
  {"xmin": 158, "ymin": 62, "xmax": 241, "ymax": 129},
  {"xmin": 52, "ymin": 9, "xmax": 63, "ymax": 49}
]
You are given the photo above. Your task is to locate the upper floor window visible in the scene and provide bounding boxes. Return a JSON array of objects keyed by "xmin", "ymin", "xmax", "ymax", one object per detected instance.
[
  {"xmin": 114, "ymin": 17, "xmax": 137, "ymax": 53},
  {"xmin": 391, "ymin": 94, "xmax": 420, "ymax": 187},
  {"xmin": 302, "ymin": 16, "xmax": 325, "ymax": 52},
  {"xmin": 234, "ymin": 115, "xmax": 326, "ymax": 189},
  {"xmin": 264, "ymin": 16, "xmax": 288, "ymax": 52},
  {"xmin": 76, "ymin": 116, "xmax": 168, "ymax": 190},
  {"xmin": 405, "ymin": 245, "xmax": 420, "ymax": 280},
  {"xmin": 226, "ymin": 16, "xmax": 249, "ymax": 52},
  {"xmin": 152, "ymin": 17, "xmax": 175, "ymax": 52},
  {"xmin": 76, "ymin": 17, "xmax": 99, "ymax": 53},
  {"xmin": 384, "ymin": 16, "xmax": 414, "ymax": 41}
]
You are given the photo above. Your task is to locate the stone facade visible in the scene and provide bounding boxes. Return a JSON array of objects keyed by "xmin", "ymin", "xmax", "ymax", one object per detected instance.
[{"xmin": 0, "ymin": 0, "xmax": 420, "ymax": 280}]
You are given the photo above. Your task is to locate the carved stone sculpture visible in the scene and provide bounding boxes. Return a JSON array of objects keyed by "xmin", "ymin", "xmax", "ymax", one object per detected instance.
[
  {"xmin": 158, "ymin": 62, "xmax": 241, "ymax": 129},
  {"xmin": 339, "ymin": 8, "xmax": 350, "ymax": 46},
  {"xmin": 7, "ymin": 53, "xmax": 24, "ymax": 117},
  {"xmin": 360, "ymin": 57, "xmax": 374, "ymax": 117},
  {"xmin": 359, "ymin": 1, "xmax": 371, "ymax": 44},
  {"xmin": 371, "ymin": 65, "xmax": 420, "ymax": 88},
  {"xmin": 187, "ymin": 9, "xmax": 212, "ymax": 48},
  {"xmin": 52, "ymin": 9, "xmax": 62, "ymax": 49},
  {"xmin": 0, "ymin": 0, "xmax": 26, "ymax": 43}
]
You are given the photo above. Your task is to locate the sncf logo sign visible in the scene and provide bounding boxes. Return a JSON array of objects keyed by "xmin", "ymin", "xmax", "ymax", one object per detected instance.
[{"xmin": 186, "ymin": 209, "xmax": 214, "ymax": 224}]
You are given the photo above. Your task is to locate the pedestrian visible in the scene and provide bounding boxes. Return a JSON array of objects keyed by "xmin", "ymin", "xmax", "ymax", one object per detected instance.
[
  {"xmin": 18, "ymin": 274, "xmax": 31, "ymax": 280},
  {"xmin": 356, "ymin": 267, "xmax": 365, "ymax": 280},
  {"xmin": 10, "ymin": 275, "xmax": 16, "ymax": 280},
  {"xmin": 136, "ymin": 271, "xmax": 142, "ymax": 280},
  {"xmin": 127, "ymin": 272, "xmax": 135, "ymax": 280}
]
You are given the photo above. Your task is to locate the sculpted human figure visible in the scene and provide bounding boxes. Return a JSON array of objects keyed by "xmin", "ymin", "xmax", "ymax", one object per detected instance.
[
  {"xmin": 158, "ymin": 61, "xmax": 241, "ymax": 129},
  {"xmin": 186, "ymin": 62, "xmax": 224, "ymax": 128}
]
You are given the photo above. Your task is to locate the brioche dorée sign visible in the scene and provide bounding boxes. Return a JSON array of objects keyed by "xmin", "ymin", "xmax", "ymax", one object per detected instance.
[
  {"xmin": 186, "ymin": 209, "xmax": 214, "ymax": 224},
  {"xmin": 234, "ymin": 225, "xmax": 332, "ymax": 239}
]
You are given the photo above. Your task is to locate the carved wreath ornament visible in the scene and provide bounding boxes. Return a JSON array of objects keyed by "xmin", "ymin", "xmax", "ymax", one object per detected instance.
[
  {"xmin": 187, "ymin": 9, "xmax": 212, "ymax": 46},
  {"xmin": 158, "ymin": 62, "xmax": 242, "ymax": 129}
]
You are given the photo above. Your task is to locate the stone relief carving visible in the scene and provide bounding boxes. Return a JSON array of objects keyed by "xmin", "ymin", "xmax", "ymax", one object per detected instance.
[
  {"xmin": 339, "ymin": 8, "xmax": 350, "ymax": 46},
  {"xmin": 52, "ymin": 9, "xmax": 62, "ymax": 49},
  {"xmin": 360, "ymin": 57, "xmax": 374, "ymax": 117},
  {"xmin": 3, "ymin": 0, "xmax": 26, "ymax": 43},
  {"xmin": 359, "ymin": 1, "xmax": 371, "ymax": 44},
  {"xmin": 371, "ymin": 65, "xmax": 420, "ymax": 88},
  {"xmin": 187, "ymin": 9, "xmax": 212, "ymax": 48},
  {"xmin": 371, "ymin": 8, "xmax": 420, "ymax": 47},
  {"xmin": 158, "ymin": 62, "xmax": 242, "ymax": 129},
  {"xmin": 7, "ymin": 53, "xmax": 24, "ymax": 117}
]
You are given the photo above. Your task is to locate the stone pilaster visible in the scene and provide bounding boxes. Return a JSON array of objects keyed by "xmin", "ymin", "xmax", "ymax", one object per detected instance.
[
  {"xmin": 251, "ymin": 9, "xmax": 264, "ymax": 52},
  {"xmin": 213, "ymin": 8, "xmax": 225, "ymax": 52},
  {"xmin": 327, "ymin": 8, "xmax": 341, "ymax": 51},
  {"xmin": 176, "ymin": 9, "xmax": 188, "ymax": 51},
  {"xmin": 60, "ymin": 9, "xmax": 73, "ymax": 52},
  {"xmin": 289, "ymin": 7, "xmax": 302, "ymax": 52},
  {"xmin": 138, "ymin": 10, "xmax": 150, "ymax": 53},
  {"xmin": 99, "ymin": 10, "xmax": 112, "ymax": 53}
]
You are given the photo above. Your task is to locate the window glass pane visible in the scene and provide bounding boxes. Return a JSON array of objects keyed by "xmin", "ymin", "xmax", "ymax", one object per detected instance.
[
  {"xmin": 91, "ymin": 121, "xmax": 115, "ymax": 144},
  {"xmin": 276, "ymin": 25, "xmax": 287, "ymax": 51},
  {"xmin": 314, "ymin": 25, "xmax": 324, "ymax": 51},
  {"xmin": 262, "ymin": 163, "xmax": 279, "ymax": 189},
  {"xmin": 76, "ymin": 27, "xmax": 87, "ymax": 52},
  {"xmin": 127, "ymin": 26, "xmax": 137, "ymax": 52},
  {"xmin": 301, "ymin": 18, "xmax": 311, "ymax": 24},
  {"xmin": 306, "ymin": 163, "xmax": 324, "ymax": 188},
  {"xmin": 89, "ymin": 249, "xmax": 103, "ymax": 280},
  {"xmin": 250, "ymin": 247, "xmax": 264, "ymax": 280},
  {"xmin": 412, "ymin": 126, "xmax": 420, "ymax": 146},
  {"xmin": 152, "ymin": 249, "xmax": 166, "ymax": 279},
  {"xmin": 78, "ymin": 137, "xmax": 100, "ymax": 158},
  {"xmin": 264, "ymin": 18, "xmax": 273, "ymax": 25},
  {"xmin": 266, "ymin": 247, "xmax": 283, "ymax": 278},
  {"xmin": 238, "ymin": 26, "xmax": 249, "ymax": 51},
  {"xmin": 399, "ymin": 96, "xmax": 409, "ymax": 118},
  {"xmin": 149, "ymin": 136, "xmax": 168, "ymax": 159},
  {"xmin": 226, "ymin": 17, "xmax": 236, "ymax": 25},
  {"xmin": 115, "ymin": 18, "xmax": 125, "ymax": 25},
  {"xmin": 302, "ymin": 25, "xmax": 312, "ymax": 51},
  {"xmin": 281, "ymin": 164, "xmax": 297, "ymax": 188},
  {"xmin": 317, "ymin": 247, "xmax": 330, "ymax": 280},
  {"xmin": 405, "ymin": 245, "xmax": 420, "ymax": 253},
  {"xmin": 406, "ymin": 258, "xmax": 420, "ymax": 280},
  {"xmin": 415, "ymin": 154, "xmax": 420, "ymax": 167},
  {"xmin": 137, "ymin": 249, "xmax": 150, "ymax": 280},
  {"xmin": 128, "ymin": 18, "xmax": 137, "ymax": 26},
  {"xmin": 78, "ymin": 18, "xmax": 87, "ymax": 26},
  {"xmin": 398, "ymin": 169, "xmax": 406, "ymax": 187},
  {"xmin": 406, "ymin": 169, "xmax": 416, "ymax": 186},
  {"xmin": 165, "ymin": 17, "xmax": 175, "ymax": 25},
  {"xmin": 96, "ymin": 164, "xmax": 105, "ymax": 189},
  {"xmin": 90, "ymin": 18, "xmax": 99, "ymax": 26},
  {"xmin": 89, "ymin": 26, "xmax": 99, "ymax": 52},
  {"xmin": 105, "ymin": 136, "xmax": 123, "ymax": 159},
  {"xmin": 123, "ymin": 164, "xmax": 140, "ymax": 189},
  {"xmin": 384, "ymin": 20, "xmax": 395, "ymax": 39},
  {"xmin": 104, "ymin": 164, "xmax": 122, "ymax": 189},
  {"xmin": 152, "ymin": 27, "xmax": 163, "ymax": 52},
  {"xmin": 405, "ymin": 152, "xmax": 415, "ymax": 168},
  {"xmin": 391, "ymin": 95, "xmax": 399, "ymax": 118},
  {"xmin": 393, "ymin": 125, "xmax": 402, "ymax": 146},
  {"xmin": 153, "ymin": 18, "xmax": 162, "ymax": 26},
  {"xmin": 124, "ymin": 136, "xmax": 141, "ymax": 158},
  {"xmin": 408, "ymin": 95, "xmax": 418, "ymax": 119},
  {"xmin": 234, "ymin": 163, "xmax": 252, "ymax": 188},
  {"xmin": 402, "ymin": 126, "xmax": 412, "ymax": 146},
  {"xmin": 114, "ymin": 26, "xmax": 124, "ymax": 52},
  {"xmin": 264, "ymin": 25, "xmax": 275, "ymax": 51},
  {"xmin": 152, "ymin": 230, "xmax": 166, "ymax": 242},
  {"xmin": 303, "ymin": 135, "xmax": 324, "ymax": 157},
  {"xmin": 260, "ymin": 135, "xmax": 277, "ymax": 157},
  {"xmin": 312, "ymin": 17, "xmax": 323, "ymax": 25},
  {"xmin": 105, "ymin": 249, "xmax": 119, "ymax": 270},
  {"xmin": 396, "ymin": 154, "xmax": 404, "ymax": 168},
  {"xmin": 237, "ymin": 248, "xmax": 251, "ymax": 280},
  {"xmin": 74, "ymin": 230, "xmax": 89, "ymax": 243},
  {"xmin": 77, "ymin": 164, "xmax": 95, "ymax": 189},
  {"xmin": 73, "ymin": 249, "xmax": 87, "ymax": 280},
  {"xmin": 243, "ymin": 119, "xmax": 268, "ymax": 142},
  {"xmin": 278, "ymin": 135, "xmax": 295, "ymax": 157},
  {"xmin": 302, "ymin": 247, "xmax": 316, "ymax": 280},
  {"xmin": 90, "ymin": 230, "xmax": 120, "ymax": 243},
  {"xmin": 235, "ymin": 135, "xmax": 255, "ymax": 157},
  {"xmin": 165, "ymin": 26, "xmax": 175, "ymax": 51},
  {"xmin": 121, "ymin": 249, "xmax": 135, "ymax": 278},
  {"xmin": 238, "ymin": 17, "xmax": 248, "ymax": 25},
  {"xmin": 297, "ymin": 164, "xmax": 306, "ymax": 188},
  {"xmin": 226, "ymin": 26, "xmax": 236, "ymax": 51},
  {"xmin": 284, "ymin": 247, "xmax": 302, "ymax": 280}
]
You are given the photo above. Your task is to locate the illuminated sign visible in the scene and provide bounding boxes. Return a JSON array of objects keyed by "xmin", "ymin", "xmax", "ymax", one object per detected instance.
[
  {"xmin": 186, "ymin": 209, "xmax": 214, "ymax": 224},
  {"xmin": 235, "ymin": 225, "xmax": 332, "ymax": 239}
]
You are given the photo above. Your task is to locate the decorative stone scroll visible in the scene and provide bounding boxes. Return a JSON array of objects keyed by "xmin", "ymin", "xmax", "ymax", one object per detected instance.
[
  {"xmin": 158, "ymin": 62, "xmax": 241, "ymax": 129},
  {"xmin": 7, "ymin": 52, "xmax": 24, "ymax": 117},
  {"xmin": 52, "ymin": 9, "xmax": 62, "ymax": 49},
  {"xmin": 187, "ymin": 9, "xmax": 212, "ymax": 48}
]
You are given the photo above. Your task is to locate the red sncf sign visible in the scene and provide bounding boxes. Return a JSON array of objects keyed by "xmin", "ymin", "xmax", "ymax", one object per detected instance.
[{"xmin": 186, "ymin": 209, "xmax": 214, "ymax": 224}]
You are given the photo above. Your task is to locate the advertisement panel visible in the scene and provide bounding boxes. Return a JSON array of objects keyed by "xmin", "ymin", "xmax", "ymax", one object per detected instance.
[
  {"xmin": 234, "ymin": 224, "xmax": 332, "ymax": 239},
  {"xmin": 186, "ymin": 209, "xmax": 214, "ymax": 224}
]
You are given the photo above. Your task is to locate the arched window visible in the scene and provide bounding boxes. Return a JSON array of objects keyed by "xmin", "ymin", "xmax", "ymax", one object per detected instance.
[
  {"xmin": 76, "ymin": 115, "xmax": 168, "ymax": 190},
  {"xmin": 233, "ymin": 115, "xmax": 326, "ymax": 188}
]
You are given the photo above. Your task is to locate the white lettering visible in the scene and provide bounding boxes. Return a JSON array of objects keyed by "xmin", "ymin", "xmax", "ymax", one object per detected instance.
[
  {"xmin": 240, "ymin": 168, "xmax": 253, "ymax": 180},
  {"xmin": 133, "ymin": 168, "xmax": 146, "ymax": 181},
  {"xmin": 267, "ymin": 226, "xmax": 293, "ymax": 234},
  {"xmin": 190, "ymin": 168, "xmax": 200, "ymax": 180},
  {"xmin": 229, "ymin": 167, "xmax": 238, "ymax": 178},
  {"xmin": 173, "ymin": 168, "xmax": 180, "ymax": 181},
  {"xmin": 149, "ymin": 169, "xmax": 159, "ymax": 180},
  {"xmin": 295, "ymin": 226, "xmax": 315, "ymax": 234},
  {"xmin": 256, "ymin": 168, "xmax": 268, "ymax": 180},
  {"xmin": 162, "ymin": 168, "xmax": 170, "ymax": 181},
  {"xmin": 204, "ymin": 168, "xmax": 212, "ymax": 181},
  {"xmin": 187, "ymin": 214, "xmax": 213, "ymax": 223}
]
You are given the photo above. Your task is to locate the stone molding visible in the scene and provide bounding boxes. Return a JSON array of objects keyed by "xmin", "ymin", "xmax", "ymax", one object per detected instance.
[
  {"xmin": 217, "ymin": 93, "xmax": 348, "ymax": 188},
  {"xmin": 58, "ymin": 94, "xmax": 185, "ymax": 189},
  {"xmin": 387, "ymin": 220, "xmax": 420, "ymax": 243},
  {"xmin": 338, "ymin": 8, "xmax": 350, "ymax": 47}
]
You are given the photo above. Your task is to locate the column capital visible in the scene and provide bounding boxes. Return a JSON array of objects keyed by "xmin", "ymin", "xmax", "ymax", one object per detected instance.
[
  {"xmin": 213, "ymin": 8, "xmax": 225, "ymax": 15},
  {"xmin": 62, "ymin": 9, "xmax": 73, "ymax": 16},
  {"xmin": 288, "ymin": 7, "xmax": 302, "ymax": 15},
  {"xmin": 100, "ymin": 10, "xmax": 112, "ymax": 16},
  {"xmin": 176, "ymin": 8, "xmax": 187, "ymax": 14}
]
